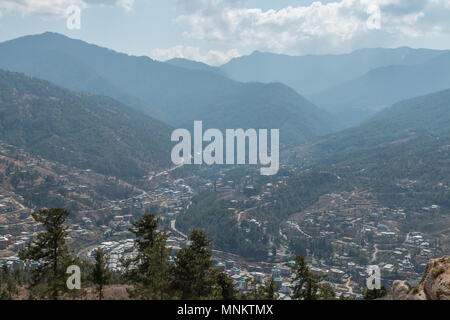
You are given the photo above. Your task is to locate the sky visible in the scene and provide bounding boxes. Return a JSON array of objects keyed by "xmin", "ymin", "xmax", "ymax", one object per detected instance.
[{"xmin": 0, "ymin": 0, "xmax": 450, "ymax": 65}]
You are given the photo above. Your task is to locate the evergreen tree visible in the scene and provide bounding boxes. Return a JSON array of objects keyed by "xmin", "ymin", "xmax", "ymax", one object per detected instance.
[
  {"xmin": 214, "ymin": 271, "xmax": 237, "ymax": 300},
  {"xmin": 241, "ymin": 278, "xmax": 263, "ymax": 300},
  {"xmin": 288, "ymin": 255, "xmax": 310, "ymax": 300},
  {"xmin": 363, "ymin": 286, "xmax": 387, "ymax": 300},
  {"xmin": 171, "ymin": 229, "xmax": 216, "ymax": 299},
  {"xmin": 260, "ymin": 278, "xmax": 279, "ymax": 300},
  {"xmin": 287, "ymin": 255, "xmax": 332, "ymax": 300},
  {"xmin": 122, "ymin": 214, "xmax": 171, "ymax": 300},
  {"xmin": 90, "ymin": 248, "xmax": 111, "ymax": 300},
  {"xmin": 19, "ymin": 208, "xmax": 78, "ymax": 300},
  {"xmin": 318, "ymin": 282, "xmax": 336, "ymax": 300},
  {"xmin": 0, "ymin": 265, "xmax": 19, "ymax": 300},
  {"xmin": 241, "ymin": 277, "xmax": 279, "ymax": 300},
  {"xmin": 129, "ymin": 213, "xmax": 159, "ymax": 253},
  {"xmin": 302, "ymin": 272, "xmax": 323, "ymax": 300}
]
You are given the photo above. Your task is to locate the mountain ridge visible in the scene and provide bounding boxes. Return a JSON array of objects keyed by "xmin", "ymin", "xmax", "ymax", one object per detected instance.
[
  {"xmin": 0, "ymin": 69, "xmax": 172, "ymax": 179},
  {"xmin": 222, "ymin": 47, "xmax": 448, "ymax": 95},
  {"xmin": 0, "ymin": 32, "xmax": 338, "ymax": 146},
  {"xmin": 309, "ymin": 51, "xmax": 450, "ymax": 126}
]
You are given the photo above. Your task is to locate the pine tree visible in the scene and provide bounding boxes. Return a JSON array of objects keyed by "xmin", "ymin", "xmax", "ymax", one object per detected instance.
[
  {"xmin": 140, "ymin": 232, "xmax": 172, "ymax": 300},
  {"xmin": 363, "ymin": 286, "xmax": 387, "ymax": 300},
  {"xmin": 303, "ymin": 273, "xmax": 324, "ymax": 300},
  {"xmin": 0, "ymin": 265, "xmax": 19, "ymax": 300},
  {"xmin": 129, "ymin": 213, "xmax": 159, "ymax": 253},
  {"xmin": 241, "ymin": 278, "xmax": 262, "ymax": 300},
  {"xmin": 90, "ymin": 248, "xmax": 111, "ymax": 300},
  {"xmin": 260, "ymin": 277, "xmax": 279, "ymax": 300},
  {"xmin": 318, "ymin": 282, "xmax": 336, "ymax": 300},
  {"xmin": 240, "ymin": 277, "xmax": 279, "ymax": 300},
  {"xmin": 19, "ymin": 208, "xmax": 78, "ymax": 300},
  {"xmin": 171, "ymin": 229, "xmax": 216, "ymax": 299},
  {"xmin": 122, "ymin": 214, "xmax": 172, "ymax": 300},
  {"xmin": 288, "ymin": 255, "xmax": 309, "ymax": 300},
  {"xmin": 288, "ymin": 255, "xmax": 328, "ymax": 300},
  {"xmin": 214, "ymin": 271, "xmax": 237, "ymax": 300}
]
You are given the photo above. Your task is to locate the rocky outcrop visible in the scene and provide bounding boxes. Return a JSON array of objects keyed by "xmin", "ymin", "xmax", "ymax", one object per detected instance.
[
  {"xmin": 392, "ymin": 280, "xmax": 426, "ymax": 300},
  {"xmin": 392, "ymin": 257, "xmax": 449, "ymax": 300}
]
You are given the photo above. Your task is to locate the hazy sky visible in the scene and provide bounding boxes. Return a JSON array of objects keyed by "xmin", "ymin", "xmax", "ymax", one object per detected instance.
[{"xmin": 1, "ymin": 0, "xmax": 450, "ymax": 65}]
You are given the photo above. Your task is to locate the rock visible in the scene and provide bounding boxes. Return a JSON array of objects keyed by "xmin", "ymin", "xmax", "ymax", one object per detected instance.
[
  {"xmin": 392, "ymin": 280, "xmax": 426, "ymax": 300},
  {"xmin": 421, "ymin": 257, "xmax": 450, "ymax": 300},
  {"xmin": 392, "ymin": 257, "xmax": 449, "ymax": 300},
  {"xmin": 391, "ymin": 280, "xmax": 409, "ymax": 300}
]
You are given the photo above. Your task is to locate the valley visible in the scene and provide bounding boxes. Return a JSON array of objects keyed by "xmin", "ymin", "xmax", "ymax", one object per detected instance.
[{"xmin": 0, "ymin": 32, "xmax": 448, "ymax": 301}]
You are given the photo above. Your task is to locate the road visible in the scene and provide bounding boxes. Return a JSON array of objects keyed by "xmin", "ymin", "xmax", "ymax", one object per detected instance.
[
  {"xmin": 76, "ymin": 243, "xmax": 100, "ymax": 258},
  {"xmin": 370, "ymin": 244, "xmax": 389, "ymax": 263},
  {"xmin": 371, "ymin": 244, "xmax": 379, "ymax": 263},
  {"xmin": 293, "ymin": 223, "xmax": 312, "ymax": 238},
  {"xmin": 148, "ymin": 164, "xmax": 184, "ymax": 182},
  {"xmin": 170, "ymin": 219, "xmax": 188, "ymax": 239},
  {"xmin": 345, "ymin": 276, "xmax": 354, "ymax": 295}
]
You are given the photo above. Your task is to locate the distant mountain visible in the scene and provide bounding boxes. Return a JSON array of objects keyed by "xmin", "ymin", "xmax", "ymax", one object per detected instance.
[
  {"xmin": 0, "ymin": 69, "xmax": 172, "ymax": 179},
  {"xmin": 188, "ymin": 89, "xmax": 450, "ymax": 256},
  {"xmin": 312, "ymin": 88, "xmax": 450, "ymax": 155},
  {"xmin": 165, "ymin": 58, "xmax": 227, "ymax": 77},
  {"xmin": 0, "ymin": 32, "xmax": 338, "ymax": 145},
  {"xmin": 193, "ymin": 82, "xmax": 337, "ymax": 144},
  {"xmin": 277, "ymin": 88, "xmax": 450, "ymax": 221},
  {"xmin": 305, "ymin": 89, "xmax": 450, "ymax": 206},
  {"xmin": 221, "ymin": 48, "xmax": 446, "ymax": 96},
  {"xmin": 221, "ymin": 48, "xmax": 450, "ymax": 127},
  {"xmin": 310, "ymin": 52, "xmax": 450, "ymax": 127}
]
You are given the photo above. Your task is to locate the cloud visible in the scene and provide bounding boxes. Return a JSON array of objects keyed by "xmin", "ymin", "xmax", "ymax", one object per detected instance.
[
  {"xmin": 0, "ymin": 0, "xmax": 134, "ymax": 17},
  {"xmin": 176, "ymin": 0, "xmax": 245, "ymax": 14},
  {"xmin": 152, "ymin": 45, "xmax": 241, "ymax": 66},
  {"xmin": 175, "ymin": 0, "xmax": 450, "ymax": 54},
  {"xmin": 84, "ymin": 0, "xmax": 134, "ymax": 11},
  {"xmin": 0, "ymin": 1, "xmax": 84, "ymax": 16}
]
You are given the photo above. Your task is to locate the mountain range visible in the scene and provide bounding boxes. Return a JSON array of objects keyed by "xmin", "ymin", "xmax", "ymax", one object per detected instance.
[
  {"xmin": 310, "ymin": 52, "xmax": 450, "ymax": 126},
  {"xmin": 0, "ymin": 69, "xmax": 172, "ymax": 179},
  {"xmin": 222, "ymin": 48, "xmax": 446, "ymax": 94},
  {"xmin": 295, "ymin": 88, "xmax": 450, "ymax": 210},
  {"xmin": 0, "ymin": 32, "xmax": 338, "ymax": 146},
  {"xmin": 222, "ymin": 48, "xmax": 450, "ymax": 127},
  {"xmin": 311, "ymin": 88, "xmax": 450, "ymax": 155},
  {"xmin": 2, "ymin": 32, "xmax": 450, "ymax": 184}
]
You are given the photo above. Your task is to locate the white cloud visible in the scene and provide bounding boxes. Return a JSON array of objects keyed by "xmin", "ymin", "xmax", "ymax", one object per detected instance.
[
  {"xmin": 176, "ymin": 0, "xmax": 450, "ymax": 54},
  {"xmin": 0, "ymin": 0, "xmax": 134, "ymax": 17},
  {"xmin": 85, "ymin": 0, "xmax": 134, "ymax": 11},
  {"xmin": 0, "ymin": 0, "xmax": 84, "ymax": 16},
  {"xmin": 152, "ymin": 45, "xmax": 241, "ymax": 66}
]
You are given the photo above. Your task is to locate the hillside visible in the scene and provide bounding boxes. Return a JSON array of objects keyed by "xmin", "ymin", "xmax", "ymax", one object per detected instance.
[
  {"xmin": 0, "ymin": 69, "xmax": 172, "ymax": 179},
  {"xmin": 310, "ymin": 53, "xmax": 450, "ymax": 126},
  {"xmin": 285, "ymin": 89, "xmax": 450, "ymax": 212},
  {"xmin": 165, "ymin": 58, "xmax": 227, "ymax": 77},
  {"xmin": 222, "ymin": 48, "xmax": 446, "ymax": 96},
  {"xmin": 185, "ymin": 82, "xmax": 339, "ymax": 145},
  {"xmin": 310, "ymin": 88, "xmax": 450, "ymax": 155},
  {"xmin": 238, "ymin": 89, "xmax": 450, "ymax": 252},
  {"xmin": 174, "ymin": 90, "xmax": 450, "ymax": 260},
  {"xmin": 0, "ymin": 32, "xmax": 338, "ymax": 146}
]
